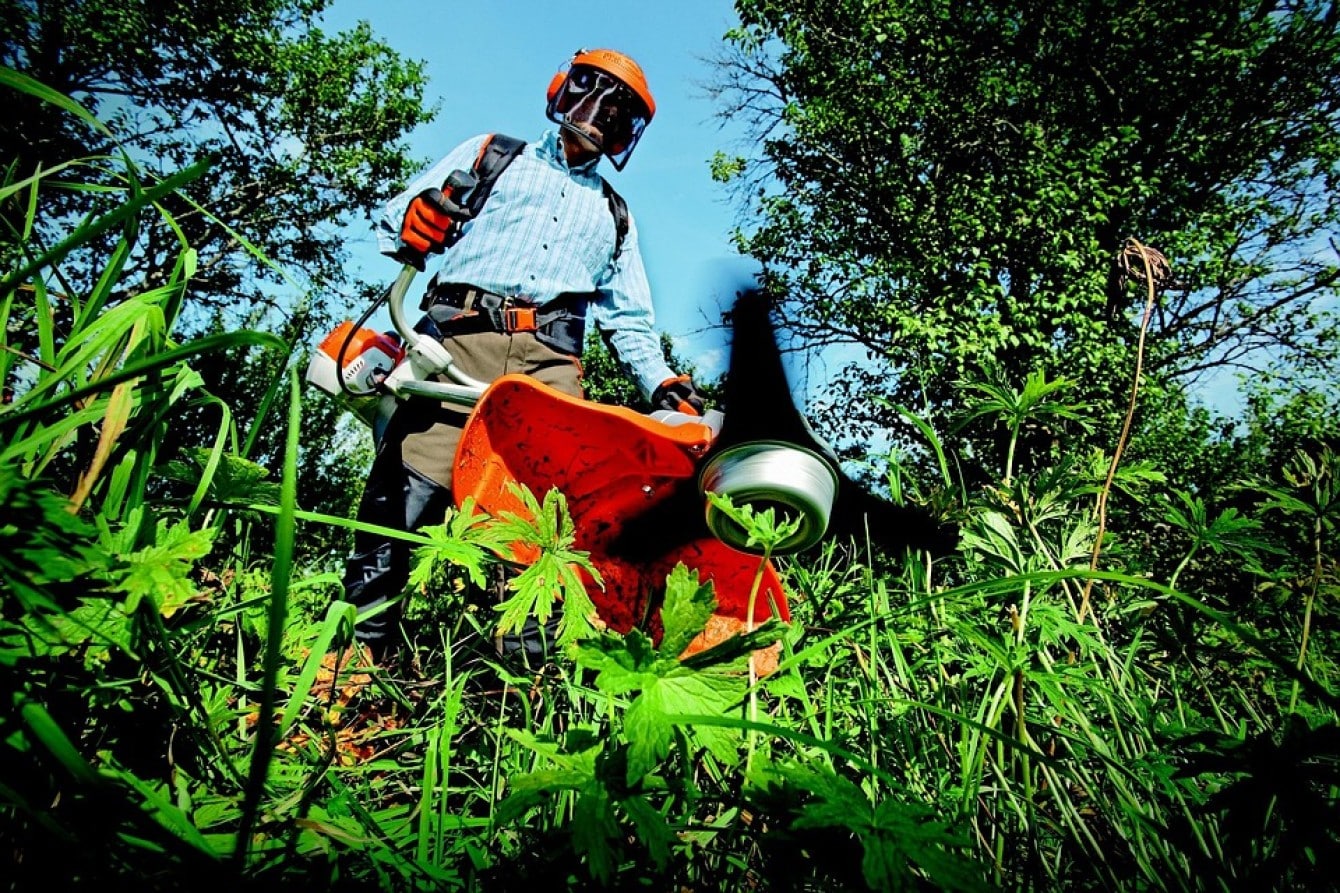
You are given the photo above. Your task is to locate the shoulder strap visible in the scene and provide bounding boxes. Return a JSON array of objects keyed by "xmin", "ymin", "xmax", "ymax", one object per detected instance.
[
  {"xmin": 601, "ymin": 178, "xmax": 630, "ymax": 263},
  {"xmin": 463, "ymin": 133, "xmax": 527, "ymax": 218}
]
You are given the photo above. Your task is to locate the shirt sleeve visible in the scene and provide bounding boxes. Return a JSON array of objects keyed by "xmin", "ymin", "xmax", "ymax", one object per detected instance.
[
  {"xmin": 376, "ymin": 135, "xmax": 491, "ymax": 257},
  {"xmin": 588, "ymin": 210, "xmax": 678, "ymax": 399}
]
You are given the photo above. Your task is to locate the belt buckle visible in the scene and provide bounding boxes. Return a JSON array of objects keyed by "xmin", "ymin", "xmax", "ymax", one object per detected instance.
[{"xmin": 503, "ymin": 302, "xmax": 537, "ymax": 333}]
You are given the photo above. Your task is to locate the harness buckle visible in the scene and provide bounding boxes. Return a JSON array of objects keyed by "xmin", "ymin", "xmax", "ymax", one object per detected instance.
[{"xmin": 504, "ymin": 305, "xmax": 538, "ymax": 333}]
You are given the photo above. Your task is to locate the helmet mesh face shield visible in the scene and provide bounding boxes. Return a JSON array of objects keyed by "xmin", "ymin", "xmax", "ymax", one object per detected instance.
[{"xmin": 547, "ymin": 65, "xmax": 651, "ymax": 170}]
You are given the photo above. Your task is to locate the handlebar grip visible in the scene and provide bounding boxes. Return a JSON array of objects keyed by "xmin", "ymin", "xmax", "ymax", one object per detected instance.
[{"xmin": 444, "ymin": 169, "xmax": 477, "ymax": 196}]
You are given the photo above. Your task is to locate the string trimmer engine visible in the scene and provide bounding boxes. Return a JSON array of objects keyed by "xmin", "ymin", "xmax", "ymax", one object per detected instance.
[{"xmin": 305, "ymin": 322, "xmax": 404, "ymax": 426}]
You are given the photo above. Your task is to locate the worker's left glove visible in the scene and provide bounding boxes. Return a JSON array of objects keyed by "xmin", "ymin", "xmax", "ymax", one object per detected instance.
[
  {"xmin": 652, "ymin": 375, "xmax": 705, "ymax": 415},
  {"xmin": 396, "ymin": 188, "xmax": 472, "ymax": 269}
]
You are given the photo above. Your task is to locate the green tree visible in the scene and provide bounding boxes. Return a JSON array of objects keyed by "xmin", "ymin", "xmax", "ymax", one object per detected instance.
[
  {"xmin": 581, "ymin": 330, "xmax": 722, "ymax": 412},
  {"xmin": 1, "ymin": 2, "xmax": 434, "ymax": 534},
  {"xmin": 0, "ymin": 0, "xmax": 434, "ymax": 332},
  {"xmin": 710, "ymin": 0, "xmax": 1340, "ymax": 469}
]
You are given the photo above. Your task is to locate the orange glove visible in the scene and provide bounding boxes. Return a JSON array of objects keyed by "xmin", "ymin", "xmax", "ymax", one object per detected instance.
[
  {"xmin": 652, "ymin": 375, "xmax": 705, "ymax": 415},
  {"xmin": 397, "ymin": 188, "xmax": 472, "ymax": 269}
]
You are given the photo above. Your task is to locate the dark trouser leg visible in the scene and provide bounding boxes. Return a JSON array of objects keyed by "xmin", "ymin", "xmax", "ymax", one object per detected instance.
[
  {"xmin": 485, "ymin": 564, "xmax": 561, "ymax": 671},
  {"xmin": 501, "ymin": 615, "xmax": 562, "ymax": 670},
  {"xmin": 341, "ymin": 426, "xmax": 452, "ymax": 658}
]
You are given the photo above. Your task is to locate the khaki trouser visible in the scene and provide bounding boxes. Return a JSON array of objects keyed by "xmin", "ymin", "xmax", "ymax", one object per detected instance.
[{"xmin": 399, "ymin": 330, "xmax": 585, "ymax": 488}]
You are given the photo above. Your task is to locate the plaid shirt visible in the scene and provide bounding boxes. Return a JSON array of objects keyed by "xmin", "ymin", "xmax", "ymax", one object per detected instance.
[{"xmin": 378, "ymin": 130, "xmax": 675, "ymax": 398}]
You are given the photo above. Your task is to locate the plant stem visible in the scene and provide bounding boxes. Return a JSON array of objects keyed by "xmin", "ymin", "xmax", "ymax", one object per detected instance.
[
  {"xmin": 1287, "ymin": 516, "xmax": 1324, "ymax": 713},
  {"xmin": 232, "ymin": 372, "xmax": 299, "ymax": 868},
  {"xmin": 744, "ymin": 550, "xmax": 770, "ymax": 768},
  {"xmin": 1080, "ymin": 239, "xmax": 1160, "ymax": 625}
]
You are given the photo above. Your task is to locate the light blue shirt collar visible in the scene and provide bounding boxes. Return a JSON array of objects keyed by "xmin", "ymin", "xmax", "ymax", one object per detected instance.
[{"xmin": 537, "ymin": 129, "xmax": 602, "ymax": 175}]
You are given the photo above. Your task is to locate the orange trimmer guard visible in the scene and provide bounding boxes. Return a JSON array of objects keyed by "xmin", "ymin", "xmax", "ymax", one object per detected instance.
[{"xmin": 452, "ymin": 374, "xmax": 790, "ymax": 641}]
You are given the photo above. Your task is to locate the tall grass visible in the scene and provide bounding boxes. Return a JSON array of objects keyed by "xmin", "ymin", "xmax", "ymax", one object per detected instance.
[{"xmin": 2, "ymin": 71, "xmax": 1337, "ymax": 891}]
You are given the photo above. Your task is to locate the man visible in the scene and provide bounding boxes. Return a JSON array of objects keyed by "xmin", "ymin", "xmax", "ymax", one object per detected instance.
[{"xmin": 342, "ymin": 48, "xmax": 704, "ymax": 664}]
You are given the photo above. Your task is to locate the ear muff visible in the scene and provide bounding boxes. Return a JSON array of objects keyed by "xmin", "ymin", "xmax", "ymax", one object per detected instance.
[
  {"xmin": 547, "ymin": 49, "xmax": 581, "ymax": 108},
  {"xmin": 546, "ymin": 67, "xmax": 569, "ymax": 106}
]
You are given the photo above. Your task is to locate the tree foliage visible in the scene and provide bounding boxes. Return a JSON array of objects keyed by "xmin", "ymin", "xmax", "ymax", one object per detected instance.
[
  {"xmin": 710, "ymin": 0, "xmax": 1340, "ymax": 465},
  {"xmin": 0, "ymin": 0, "xmax": 435, "ymax": 331},
  {"xmin": 581, "ymin": 330, "xmax": 722, "ymax": 411},
  {"xmin": 0, "ymin": 1, "xmax": 437, "ymax": 529}
]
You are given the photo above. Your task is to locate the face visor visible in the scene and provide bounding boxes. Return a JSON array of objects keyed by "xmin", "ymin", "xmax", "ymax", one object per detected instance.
[{"xmin": 547, "ymin": 65, "xmax": 651, "ymax": 170}]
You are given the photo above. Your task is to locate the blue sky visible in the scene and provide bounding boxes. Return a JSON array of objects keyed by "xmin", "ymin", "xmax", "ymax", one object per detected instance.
[{"xmin": 318, "ymin": 0, "xmax": 755, "ymax": 378}]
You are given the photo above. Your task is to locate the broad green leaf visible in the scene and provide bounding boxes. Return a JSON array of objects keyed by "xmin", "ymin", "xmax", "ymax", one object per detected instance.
[
  {"xmin": 625, "ymin": 666, "xmax": 744, "ymax": 782},
  {"xmin": 657, "ymin": 562, "xmax": 718, "ymax": 658},
  {"xmin": 111, "ymin": 520, "xmax": 215, "ymax": 616}
]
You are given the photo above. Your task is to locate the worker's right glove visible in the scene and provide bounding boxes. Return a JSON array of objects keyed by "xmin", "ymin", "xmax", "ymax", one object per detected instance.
[
  {"xmin": 396, "ymin": 188, "xmax": 473, "ymax": 270},
  {"xmin": 652, "ymin": 375, "xmax": 705, "ymax": 415}
]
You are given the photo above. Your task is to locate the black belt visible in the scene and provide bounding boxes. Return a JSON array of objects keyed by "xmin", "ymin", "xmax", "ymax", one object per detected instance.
[
  {"xmin": 419, "ymin": 282, "xmax": 588, "ymax": 356},
  {"xmin": 421, "ymin": 284, "xmax": 537, "ymax": 332}
]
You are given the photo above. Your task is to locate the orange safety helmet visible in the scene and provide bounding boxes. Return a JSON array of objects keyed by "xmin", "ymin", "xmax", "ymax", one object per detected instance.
[{"xmin": 546, "ymin": 48, "xmax": 655, "ymax": 170}]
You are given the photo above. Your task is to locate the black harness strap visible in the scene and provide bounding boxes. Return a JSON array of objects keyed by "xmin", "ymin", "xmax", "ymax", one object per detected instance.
[
  {"xmin": 421, "ymin": 286, "xmax": 588, "ymax": 357},
  {"xmin": 601, "ymin": 180, "xmax": 629, "ymax": 263},
  {"xmin": 418, "ymin": 134, "xmax": 631, "ymax": 357},
  {"xmin": 462, "ymin": 134, "xmax": 527, "ymax": 219}
]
